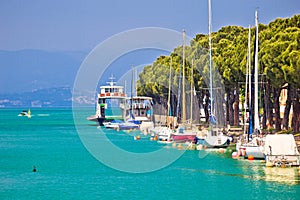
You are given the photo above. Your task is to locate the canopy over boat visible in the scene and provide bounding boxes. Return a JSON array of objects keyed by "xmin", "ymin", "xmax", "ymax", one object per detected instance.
[
  {"xmin": 264, "ymin": 134, "xmax": 300, "ymax": 167},
  {"xmin": 264, "ymin": 134, "xmax": 299, "ymax": 156}
]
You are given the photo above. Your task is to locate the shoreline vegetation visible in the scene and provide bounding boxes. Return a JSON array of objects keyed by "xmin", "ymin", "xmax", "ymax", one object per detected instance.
[
  {"xmin": 2, "ymin": 16, "xmax": 300, "ymax": 150},
  {"xmin": 137, "ymin": 14, "xmax": 300, "ymax": 135}
]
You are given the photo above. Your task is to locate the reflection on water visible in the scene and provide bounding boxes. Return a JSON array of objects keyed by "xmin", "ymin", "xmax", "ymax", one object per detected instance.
[
  {"xmin": 263, "ymin": 167, "xmax": 300, "ymax": 185},
  {"xmin": 238, "ymin": 159, "xmax": 300, "ymax": 185},
  {"xmin": 190, "ymin": 153, "xmax": 300, "ymax": 186}
]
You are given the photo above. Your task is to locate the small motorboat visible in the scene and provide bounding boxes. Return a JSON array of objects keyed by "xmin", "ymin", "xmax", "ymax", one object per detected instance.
[
  {"xmin": 18, "ymin": 109, "xmax": 32, "ymax": 118},
  {"xmin": 103, "ymin": 119, "xmax": 124, "ymax": 129},
  {"xmin": 118, "ymin": 122, "xmax": 139, "ymax": 130},
  {"xmin": 157, "ymin": 127, "xmax": 173, "ymax": 144}
]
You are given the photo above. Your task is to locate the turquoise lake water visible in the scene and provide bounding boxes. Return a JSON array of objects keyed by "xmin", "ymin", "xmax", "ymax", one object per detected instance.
[{"xmin": 1, "ymin": 108, "xmax": 300, "ymax": 199}]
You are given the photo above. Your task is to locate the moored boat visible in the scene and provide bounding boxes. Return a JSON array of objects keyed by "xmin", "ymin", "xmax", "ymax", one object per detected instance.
[
  {"xmin": 237, "ymin": 135, "xmax": 265, "ymax": 159},
  {"xmin": 172, "ymin": 134, "xmax": 196, "ymax": 143},
  {"xmin": 195, "ymin": 1, "xmax": 229, "ymax": 149},
  {"xmin": 87, "ymin": 75, "xmax": 126, "ymax": 126},
  {"xmin": 120, "ymin": 96, "xmax": 154, "ymax": 132},
  {"xmin": 172, "ymin": 126, "xmax": 198, "ymax": 143},
  {"xmin": 264, "ymin": 134, "xmax": 300, "ymax": 167},
  {"xmin": 197, "ymin": 128, "xmax": 229, "ymax": 148},
  {"xmin": 103, "ymin": 119, "xmax": 124, "ymax": 129},
  {"xmin": 157, "ymin": 126, "xmax": 173, "ymax": 144},
  {"xmin": 121, "ymin": 96, "xmax": 153, "ymax": 123},
  {"xmin": 236, "ymin": 10, "xmax": 265, "ymax": 160},
  {"xmin": 117, "ymin": 122, "xmax": 139, "ymax": 130},
  {"xmin": 244, "ymin": 145, "xmax": 265, "ymax": 159}
]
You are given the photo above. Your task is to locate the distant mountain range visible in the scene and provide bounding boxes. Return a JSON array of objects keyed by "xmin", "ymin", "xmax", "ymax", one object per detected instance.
[
  {"xmin": 0, "ymin": 48, "xmax": 164, "ymax": 107},
  {"xmin": 0, "ymin": 49, "xmax": 95, "ymax": 107},
  {"xmin": 0, "ymin": 87, "xmax": 94, "ymax": 108}
]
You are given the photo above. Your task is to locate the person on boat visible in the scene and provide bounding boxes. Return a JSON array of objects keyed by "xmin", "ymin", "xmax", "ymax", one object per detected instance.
[{"xmin": 193, "ymin": 136, "xmax": 198, "ymax": 144}]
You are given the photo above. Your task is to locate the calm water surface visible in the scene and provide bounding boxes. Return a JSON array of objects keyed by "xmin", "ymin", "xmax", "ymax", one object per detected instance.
[{"xmin": 0, "ymin": 108, "xmax": 299, "ymax": 199}]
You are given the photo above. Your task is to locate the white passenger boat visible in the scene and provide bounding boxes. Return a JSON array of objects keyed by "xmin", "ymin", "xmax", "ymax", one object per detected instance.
[{"xmin": 87, "ymin": 75, "xmax": 126, "ymax": 126}]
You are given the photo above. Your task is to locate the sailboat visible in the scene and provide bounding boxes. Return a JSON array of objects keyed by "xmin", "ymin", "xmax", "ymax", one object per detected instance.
[
  {"xmin": 171, "ymin": 30, "xmax": 199, "ymax": 143},
  {"xmin": 237, "ymin": 10, "xmax": 265, "ymax": 159},
  {"xmin": 149, "ymin": 56, "xmax": 174, "ymax": 143},
  {"xmin": 196, "ymin": 0, "xmax": 229, "ymax": 148}
]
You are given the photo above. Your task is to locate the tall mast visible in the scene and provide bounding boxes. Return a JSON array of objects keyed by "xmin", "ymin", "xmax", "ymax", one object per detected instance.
[
  {"xmin": 130, "ymin": 65, "xmax": 134, "ymax": 119},
  {"xmin": 254, "ymin": 10, "xmax": 260, "ymax": 132},
  {"xmin": 182, "ymin": 30, "xmax": 186, "ymax": 124},
  {"xmin": 208, "ymin": 0, "xmax": 213, "ymax": 119},
  {"xmin": 124, "ymin": 79, "xmax": 127, "ymax": 120},
  {"xmin": 248, "ymin": 25, "xmax": 252, "ymax": 117},
  {"xmin": 244, "ymin": 25, "xmax": 251, "ymax": 136},
  {"xmin": 131, "ymin": 65, "xmax": 134, "ymax": 98},
  {"xmin": 167, "ymin": 56, "xmax": 172, "ymax": 117},
  {"xmin": 190, "ymin": 60, "xmax": 194, "ymax": 128},
  {"xmin": 135, "ymin": 68, "xmax": 138, "ymax": 96},
  {"xmin": 176, "ymin": 58, "xmax": 182, "ymax": 119}
]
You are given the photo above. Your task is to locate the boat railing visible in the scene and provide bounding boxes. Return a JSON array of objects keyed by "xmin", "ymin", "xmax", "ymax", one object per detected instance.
[
  {"xmin": 266, "ymin": 154, "xmax": 300, "ymax": 166},
  {"xmin": 227, "ymin": 127, "xmax": 243, "ymax": 136},
  {"xmin": 100, "ymin": 92, "xmax": 125, "ymax": 97},
  {"xmin": 122, "ymin": 103, "xmax": 148, "ymax": 109},
  {"xmin": 132, "ymin": 103, "xmax": 147, "ymax": 109}
]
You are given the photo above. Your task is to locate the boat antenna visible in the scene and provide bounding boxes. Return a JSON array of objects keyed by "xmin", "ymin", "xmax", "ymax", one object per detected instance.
[{"xmin": 107, "ymin": 74, "xmax": 116, "ymax": 87}]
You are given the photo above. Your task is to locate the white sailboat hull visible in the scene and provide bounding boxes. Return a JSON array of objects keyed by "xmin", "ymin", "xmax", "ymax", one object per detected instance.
[
  {"xmin": 244, "ymin": 145, "xmax": 264, "ymax": 159},
  {"xmin": 204, "ymin": 135, "xmax": 229, "ymax": 148}
]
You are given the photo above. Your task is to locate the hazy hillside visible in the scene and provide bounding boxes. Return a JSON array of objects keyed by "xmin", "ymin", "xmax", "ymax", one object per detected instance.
[{"xmin": 0, "ymin": 87, "xmax": 95, "ymax": 108}]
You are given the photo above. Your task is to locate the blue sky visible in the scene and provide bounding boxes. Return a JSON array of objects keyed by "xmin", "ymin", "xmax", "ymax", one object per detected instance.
[{"xmin": 1, "ymin": 0, "xmax": 299, "ymax": 51}]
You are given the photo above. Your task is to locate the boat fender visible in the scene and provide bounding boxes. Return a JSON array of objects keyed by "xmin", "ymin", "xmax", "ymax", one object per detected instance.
[
  {"xmin": 134, "ymin": 135, "xmax": 141, "ymax": 140},
  {"xmin": 232, "ymin": 152, "xmax": 238, "ymax": 159},
  {"xmin": 219, "ymin": 148, "xmax": 225, "ymax": 154},
  {"xmin": 248, "ymin": 155, "xmax": 254, "ymax": 160}
]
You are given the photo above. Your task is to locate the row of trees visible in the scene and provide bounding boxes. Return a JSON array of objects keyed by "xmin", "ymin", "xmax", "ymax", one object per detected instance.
[{"xmin": 137, "ymin": 14, "xmax": 300, "ymax": 133}]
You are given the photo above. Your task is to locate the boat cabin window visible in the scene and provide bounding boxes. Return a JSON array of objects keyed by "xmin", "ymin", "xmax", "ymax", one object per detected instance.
[{"xmin": 104, "ymin": 88, "xmax": 121, "ymax": 93}]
